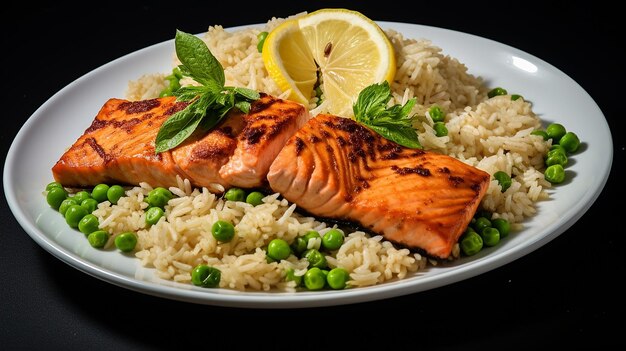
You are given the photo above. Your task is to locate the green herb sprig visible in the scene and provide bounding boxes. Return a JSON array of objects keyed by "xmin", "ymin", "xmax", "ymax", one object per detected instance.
[
  {"xmin": 352, "ymin": 81, "xmax": 421, "ymax": 149},
  {"xmin": 155, "ymin": 30, "xmax": 260, "ymax": 154}
]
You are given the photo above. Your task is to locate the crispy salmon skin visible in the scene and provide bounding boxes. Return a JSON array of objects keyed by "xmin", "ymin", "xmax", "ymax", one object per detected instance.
[
  {"xmin": 267, "ymin": 114, "xmax": 490, "ymax": 259},
  {"xmin": 52, "ymin": 94, "xmax": 309, "ymax": 189}
]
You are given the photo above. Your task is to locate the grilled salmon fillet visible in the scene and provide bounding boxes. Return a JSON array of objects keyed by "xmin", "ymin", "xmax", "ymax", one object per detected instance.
[
  {"xmin": 52, "ymin": 94, "xmax": 309, "ymax": 189},
  {"xmin": 267, "ymin": 114, "xmax": 490, "ymax": 259}
]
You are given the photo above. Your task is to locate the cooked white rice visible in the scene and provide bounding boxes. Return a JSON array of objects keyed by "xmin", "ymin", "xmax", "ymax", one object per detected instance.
[
  {"xmin": 93, "ymin": 176, "xmax": 428, "ymax": 291},
  {"xmin": 117, "ymin": 12, "xmax": 553, "ymax": 291}
]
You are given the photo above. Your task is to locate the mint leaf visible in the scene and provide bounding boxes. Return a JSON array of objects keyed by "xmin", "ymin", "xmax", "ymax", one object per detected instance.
[
  {"xmin": 353, "ymin": 81, "xmax": 422, "ymax": 149},
  {"xmin": 215, "ymin": 91, "xmax": 233, "ymax": 107},
  {"xmin": 175, "ymin": 30, "xmax": 225, "ymax": 87},
  {"xmin": 155, "ymin": 30, "xmax": 260, "ymax": 154},
  {"xmin": 235, "ymin": 100, "xmax": 252, "ymax": 114},
  {"xmin": 174, "ymin": 86, "xmax": 210, "ymax": 102},
  {"xmin": 369, "ymin": 125, "xmax": 421, "ymax": 149},
  {"xmin": 233, "ymin": 87, "xmax": 261, "ymax": 100},
  {"xmin": 353, "ymin": 82, "xmax": 391, "ymax": 123},
  {"xmin": 155, "ymin": 108, "xmax": 204, "ymax": 153}
]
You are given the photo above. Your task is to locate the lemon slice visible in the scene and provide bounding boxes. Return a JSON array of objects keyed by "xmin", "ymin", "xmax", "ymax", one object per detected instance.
[{"xmin": 262, "ymin": 9, "xmax": 396, "ymax": 117}]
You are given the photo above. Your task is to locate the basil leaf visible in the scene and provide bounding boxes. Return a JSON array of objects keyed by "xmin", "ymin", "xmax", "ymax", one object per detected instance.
[
  {"xmin": 369, "ymin": 125, "xmax": 422, "ymax": 149},
  {"xmin": 155, "ymin": 107, "xmax": 205, "ymax": 153},
  {"xmin": 174, "ymin": 86, "xmax": 210, "ymax": 102},
  {"xmin": 215, "ymin": 91, "xmax": 233, "ymax": 107},
  {"xmin": 233, "ymin": 87, "xmax": 261, "ymax": 100},
  {"xmin": 191, "ymin": 93, "xmax": 216, "ymax": 114},
  {"xmin": 353, "ymin": 82, "xmax": 392, "ymax": 123},
  {"xmin": 155, "ymin": 30, "xmax": 260, "ymax": 154},
  {"xmin": 155, "ymin": 93, "xmax": 215, "ymax": 153},
  {"xmin": 235, "ymin": 100, "xmax": 252, "ymax": 114},
  {"xmin": 400, "ymin": 97, "xmax": 416, "ymax": 117},
  {"xmin": 353, "ymin": 82, "xmax": 422, "ymax": 149},
  {"xmin": 177, "ymin": 64, "xmax": 191, "ymax": 77},
  {"xmin": 200, "ymin": 108, "xmax": 231, "ymax": 130},
  {"xmin": 216, "ymin": 99, "xmax": 235, "ymax": 119},
  {"xmin": 175, "ymin": 30, "xmax": 225, "ymax": 87}
]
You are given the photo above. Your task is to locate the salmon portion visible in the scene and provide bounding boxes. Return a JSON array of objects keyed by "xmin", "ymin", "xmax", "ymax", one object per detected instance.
[
  {"xmin": 52, "ymin": 94, "xmax": 309, "ymax": 189},
  {"xmin": 52, "ymin": 97, "xmax": 186, "ymax": 188},
  {"xmin": 219, "ymin": 96, "xmax": 311, "ymax": 188},
  {"xmin": 267, "ymin": 114, "xmax": 490, "ymax": 259}
]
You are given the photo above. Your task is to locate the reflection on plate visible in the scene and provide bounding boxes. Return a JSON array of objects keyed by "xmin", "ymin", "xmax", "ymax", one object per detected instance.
[{"xmin": 3, "ymin": 21, "xmax": 612, "ymax": 308}]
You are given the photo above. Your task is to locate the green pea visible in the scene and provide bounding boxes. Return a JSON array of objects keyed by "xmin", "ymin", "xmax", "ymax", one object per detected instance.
[
  {"xmin": 481, "ymin": 227, "xmax": 500, "ymax": 247},
  {"xmin": 303, "ymin": 231, "xmax": 322, "ymax": 250},
  {"xmin": 546, "ymin": 144, "xmax": 567, "ymax": 158},
  {"xmin": 322, "ymin": 229, "xmax": 344, "ymax": 251},
  {"xmin": 158, "ymin": 68, "xmax": 182, "ymax": 97},
  {"xmin": 559, "ymin": 132, "xmax": 580, "ymax": 153},
  {"xmin": 548, "ymin": 146, "xmax": 567, "ymax": 155},
  {"xmin": 166, "ymin": 75, "xmax": 181, "ymax": 92},
  {"xmin": 290, "ymin": 236, "xmax": 307, "ymax": 256},
  {"xmin": 545, "ymin": 164, "xmax": 565, "ymax": 184},
  {"xmin": 474, "ymin": 209, "xmax": 492, "ymax": 221},
  {"xmin": 473, "ymin": 217, "xmax": 492, "ymax": 233},
  {"xmin": 46, "ymin": 182, "xmax": 63, "ymax": 191},
  {"xmin": 145, "ymin": 207, "xmax": 164, "ymax": 226},
  {"xmin": 511, "ymin": 94, "xmax": 523, "ymax": 101},
  {"xmin": 285, "ymin": 268, "xmax": 302, "ymax": 287},
  {"xmin": 491, "ymin": 218, "xmax": 511, "ymax": 238},
  {"xmin": 303, "ymin": 249, "xmax": 327, "ymax": 269},
  {"xmin": 191, "ymin": 264, "xmax": 221, "ymax": 288},
  {"xmin": 493, "ymin": 171, "xmax": 512, "ymax": 192},
  {"xmin": 321, "ymin": 270, "xmax": 330, "ymax": 287},
  {"xmin": 545, "ymin": 123, "xmax": 566, "ymax": 143},
  {"xmin": 114, "ymin": 232, "xmax": 137, "ymax": 252},
  {"xmin": 303, "ymin": 267, "xmax": 326, "ymax": 290},
  {"xmin": 327, "ymin": 268, "xmax": 349, "ymax": 290},
  {"xmin": 73, "ymin": 190, "xmax": 91, "ymax": 204},
  {"xmin": 80, "ymin": 198, "xmax": 99, "ymax": 213},
  {"xmin": 146, "ymin": 187, "xmax": 173, "ymax": 209},
  {"xmin": 267, "ymin": 239, "xmax": 291, "ymax": 261},
  {"xmin": 428, "ymin": 105, "xmax": 445, "ymax": 122},
  {"xmin": 64, "ymin": 205, "xmax": 88, "ymax": 228},
  {"xmin": 78, "ymin": 214, "xmax": 100, "ymax": 235},
  {"xmin": 265, "ymin": 253, "xmax": 276, "ymax": 263},
  {"xmin": 172, "ymin": 67, "xmax": 183, "ymax": 79},
  {"xmin": 211, "ymin": 220, "xmax": 235, "ymax": 242},
  {"xmin": 257, "ymin": 31, "xmax": 269, "ymax": 53},
  {"xmin": 91, "ymin": 184, "xmax": 110, "ymax": 203},
  {"xmin": 460, "ymin": 231, "xmax": 483, "ymax": 256},
  {"xmin": 315, "ymin": 88, "xmax": 324, "ymax": 106},
  {"xmin": 246, "ymin": 191, "xmax": 265, "ymax": 206},
  {"xmin": 487, "ymin": 87, "xmax": 508, "ymax": 98},
  {"xmin": 224, "ymin": 187, "xmax": 246, "ymax": 202},
  {"xmin": 545, "ymin": 149, "xmax": 568, "ymax": 167},
  {"xmin": 550, "ymin": 144, "xmax": 567, "ymax": 153},
  {"xmin": 46, "ymin": 187, "xmax": 68, "ymax": 210},
  {"xmin": 59, "ymin": 198, "xmax": 79, "ymax": 216},
  {"xmin": 315, "ymin": 85, "xmax": 323, "ymax": 98},
  {"xmin": 107, "ymin": 185, "xmax": 125, "ymax": 205},
  {"xmin": 87, "ymin": 230, "xmax": 109, "ymax": 248},
  {"xmin": 531, "ymin": 130, "xmax": 549, "ymax": 140},
  {"xmin": 433, "ymin": 122, "xmax": 448, "ymax": 137}
]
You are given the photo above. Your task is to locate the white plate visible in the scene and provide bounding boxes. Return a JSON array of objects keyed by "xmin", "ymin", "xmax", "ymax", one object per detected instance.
[{"xmin": 3, "ymin": 21, "xmax": 612, "ymax": 308}]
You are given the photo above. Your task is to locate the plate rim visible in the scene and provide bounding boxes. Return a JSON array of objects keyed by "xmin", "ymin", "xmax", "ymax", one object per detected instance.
[{"xmin": 3, "ymin": 20, "xmax": 613, "ymax": 308}]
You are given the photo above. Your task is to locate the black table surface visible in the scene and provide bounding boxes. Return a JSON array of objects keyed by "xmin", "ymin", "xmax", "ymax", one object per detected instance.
[{"xmin": 2, "ymin": 2, "xmax": 624, "ymax": 349}]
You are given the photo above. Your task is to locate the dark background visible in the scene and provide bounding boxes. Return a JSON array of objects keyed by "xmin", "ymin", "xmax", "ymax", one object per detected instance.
[{"xmin": 2, "ymin": 2, "xmax": 624, "ymax": 349}]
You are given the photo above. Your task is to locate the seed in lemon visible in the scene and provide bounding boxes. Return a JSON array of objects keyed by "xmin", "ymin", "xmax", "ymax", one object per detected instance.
[{"xmin": 262, "ymin": 9, "xmax": 396, "ymax": 117}]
